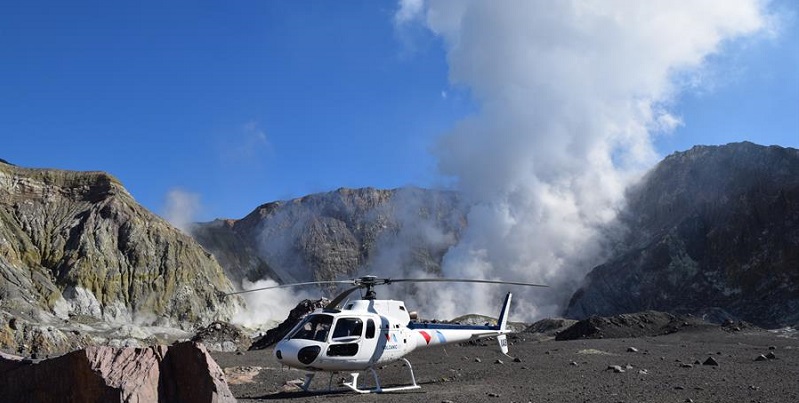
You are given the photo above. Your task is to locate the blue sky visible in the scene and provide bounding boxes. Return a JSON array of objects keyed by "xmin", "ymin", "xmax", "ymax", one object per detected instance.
[{"xmin": 2, "ymin": 1, "xmax": 797, "ymax": 222}]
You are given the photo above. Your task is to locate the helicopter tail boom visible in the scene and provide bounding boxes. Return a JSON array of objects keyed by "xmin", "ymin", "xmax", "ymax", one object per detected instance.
[{"xmin": 407, "ymin": 292, "xmax": 515, "ymax": 354}]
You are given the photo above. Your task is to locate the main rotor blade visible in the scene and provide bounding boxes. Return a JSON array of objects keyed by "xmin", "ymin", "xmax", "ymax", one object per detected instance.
[
  {"xmin": 386, "ymin": 278, "xmax": 549, "ymax": 287},
  {"xmin": 224, "ymin": 280, "xmax": 354, "ymax": 296},
  {"xmin": 327, "ymin": 285, "xmax": 364, "ymax": 310}
]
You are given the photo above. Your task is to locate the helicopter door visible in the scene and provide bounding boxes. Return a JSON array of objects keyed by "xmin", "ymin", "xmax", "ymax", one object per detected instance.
[
  {"xmin": 327, "ymin": 317, "xmax": 364, "ymax": 357},
  {"xmin": 358, "ymin": 318, "xmax": 379, "ymax": 362}
]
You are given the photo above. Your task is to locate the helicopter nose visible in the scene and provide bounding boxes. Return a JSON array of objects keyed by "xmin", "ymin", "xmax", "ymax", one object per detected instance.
[
  {"xmin": 275, "ymin": 340, "xmax": 322, "ymax": 367},
  {"xmin": 297, "ymin": 345, "xmax": 321, "ymax": 364}
]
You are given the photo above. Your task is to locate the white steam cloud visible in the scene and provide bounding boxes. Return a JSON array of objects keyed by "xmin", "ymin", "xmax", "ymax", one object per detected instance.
[
  {"xmin": 394, "ymin": 0, "xmax": 770, "ymax": 320},
  {"xmin": 232, "ymin": 278, "xmax": 317, "ymax": 330},
  {"xmin": 163, "ymin": 188, "xmax": 202, "ymax": 233}
]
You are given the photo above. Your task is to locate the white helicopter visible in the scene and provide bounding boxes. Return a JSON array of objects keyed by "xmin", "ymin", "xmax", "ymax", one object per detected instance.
[{"xmin": 230, "ymin": 275, "xmax": 547, "ymax": 393}]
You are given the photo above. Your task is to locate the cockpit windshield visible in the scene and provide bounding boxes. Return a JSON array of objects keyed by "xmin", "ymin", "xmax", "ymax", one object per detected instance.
[{"xmin": 287, "ymin": 314, "xmax": 334, "ymax": 342}]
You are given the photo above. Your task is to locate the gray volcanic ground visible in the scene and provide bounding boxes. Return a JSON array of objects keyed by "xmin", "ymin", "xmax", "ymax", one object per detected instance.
[{"xmin": 213, "ymin": 326, "xmax": 798, "ymax": 403}]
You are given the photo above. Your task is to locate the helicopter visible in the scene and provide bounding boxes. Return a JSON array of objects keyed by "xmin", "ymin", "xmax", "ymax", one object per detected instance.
[{"xmin": 228, "ymin": 275, "xmax": 547, "ymax": 393}]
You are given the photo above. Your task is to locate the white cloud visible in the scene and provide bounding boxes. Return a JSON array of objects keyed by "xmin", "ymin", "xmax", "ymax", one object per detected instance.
[
  {"xmin": 654, "ymin": 111, "xmax": 683, "ymax": 134},
  {"xmin": 221, "ymin": 121, "xmax": 271, "ymax": 163},
  {"xmin": 397, "ymin": 0, "xmax": 770, "ymax": 320},
  {"xmin": 394, "ymin": 0, "xmax": 425, "ymax": 26}
]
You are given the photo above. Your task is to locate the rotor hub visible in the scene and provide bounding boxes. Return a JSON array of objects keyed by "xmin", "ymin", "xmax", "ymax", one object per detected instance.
[{"xmin": 357, "ymin": 276, "xmax": 381, "ymax": 299}]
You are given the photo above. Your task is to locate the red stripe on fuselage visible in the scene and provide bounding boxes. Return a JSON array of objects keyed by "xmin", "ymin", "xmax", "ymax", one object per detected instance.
[{"xmin": 419, "ymin": 331, "xmax": 431, "ymax": 344}]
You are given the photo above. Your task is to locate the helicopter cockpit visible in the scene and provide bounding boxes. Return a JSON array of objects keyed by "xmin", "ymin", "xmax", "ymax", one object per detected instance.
[
  {"xmin": 288, "ymin": 314, "xmax": 333, "ymax": 342},
  {"xmin": 287, "ymin": 313, "xmax": 370, "ymax": 344}
]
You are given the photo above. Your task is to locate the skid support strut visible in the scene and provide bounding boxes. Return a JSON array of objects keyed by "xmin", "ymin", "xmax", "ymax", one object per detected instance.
[
  {"xmin": 300, "ymin": 372, "xmax": 337, "ymax": 392},
  {"xmin": 300, "ymin": 373, "xmax": 314, "ymax": 392}
]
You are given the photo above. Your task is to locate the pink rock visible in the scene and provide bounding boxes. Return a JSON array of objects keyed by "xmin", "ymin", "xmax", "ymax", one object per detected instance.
[{"xmin": 0, "ymin": 342, "xmax": 235, "ymax": 403}]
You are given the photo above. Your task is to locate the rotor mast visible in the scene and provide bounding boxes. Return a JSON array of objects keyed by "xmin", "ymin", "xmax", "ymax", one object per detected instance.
[{"xmin": 360, "ymin": 275, "xmax": 379, "ymax": 300}]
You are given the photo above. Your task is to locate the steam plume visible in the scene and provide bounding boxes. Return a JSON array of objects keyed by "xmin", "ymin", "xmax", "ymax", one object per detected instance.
[
  {"xmin": 163, "ymin": 188, "xmax": 201, "ymax": 233},
  {"xmin": 232, "ymin": 278, "xmax": 317, "ymax": 329},
  {"xmin": 395, "ymin": 0, "xmax": 770, "ymax": 320}
]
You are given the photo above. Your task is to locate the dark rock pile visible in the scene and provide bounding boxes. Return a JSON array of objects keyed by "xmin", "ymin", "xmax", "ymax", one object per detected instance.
[
  {"xmin": 524, "ymin": 318, "xmax": 578, "ymax": 337},
  {"xmin": 555, "ymin": 311, "xmax": 708, "ymax": 341},
  {"xmin": 249, "ymin": 298, "xmax": 330, "ymax": 350},
  {"xmin": 192, "ymin": 321, "xmax": 251, "ymax": 352},
  {"xmin": 0, "ymin": 341, "xmax": 234, "ymax": 403},
  {"xmin": 721, "ymin": 318, "xmax": 759, "ymax": 333}
]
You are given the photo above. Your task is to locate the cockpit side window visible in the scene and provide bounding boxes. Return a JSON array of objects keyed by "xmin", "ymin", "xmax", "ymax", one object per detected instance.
[
  {"xmin": 365, "ymin": 319, "xmax": 376, "ymax": 339},
  {"xmin": 332, "ymin": 318, "xmax": 363, "ymax": 340},
  {"xmin": 287, "ymin": 314, "xmax": 333, "ymax": 341}
]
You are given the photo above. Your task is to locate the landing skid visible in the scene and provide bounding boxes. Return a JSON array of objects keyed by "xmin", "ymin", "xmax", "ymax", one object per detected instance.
[
  {"xmin": 342, "ymin": 358, "xmax": 420, "ymax": 394},
  {"xmin": 300, "ymin": 358, "xmax": 421, "ymax": 394}
]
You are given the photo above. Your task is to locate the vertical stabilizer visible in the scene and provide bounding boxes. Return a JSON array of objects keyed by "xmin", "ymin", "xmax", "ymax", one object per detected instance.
[
  {"xmin": 496, "ymin": 293, "xmax": 512, "ymax": 355},
  {"xmin": 497, "ymin": 292, "xmax": 512, "ymax": 332}
]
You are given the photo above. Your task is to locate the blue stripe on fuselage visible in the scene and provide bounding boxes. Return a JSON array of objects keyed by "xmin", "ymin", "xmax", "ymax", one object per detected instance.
[{"xmin": 407, "ymin": 322, "xmax": 499, "ymax": 331}]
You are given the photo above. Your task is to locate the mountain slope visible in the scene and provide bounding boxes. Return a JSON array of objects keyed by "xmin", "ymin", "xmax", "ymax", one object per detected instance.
[
  {"xmin": 565, "ymin": 142, "xmax": 799, "ymax": 327},
  {"xmin": 192, "ymin": 187, "xmax": 465, "ymax": 287},
  {"xmin": 0, "ymin": 161, "xmax": 239, "ymax": 339}
]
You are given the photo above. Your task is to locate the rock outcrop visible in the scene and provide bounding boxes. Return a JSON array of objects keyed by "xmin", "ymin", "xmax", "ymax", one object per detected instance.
[
  {"xmin": 191, "ymin": 321, "xmax": 251, "ymax": 352},
  {"xmin": 0, "ymin": 161, "xmax": 240, "ymax": 354},
  {"xmin": 0, "ymin": 341, "xmax": 234, "ymax": 403},
  {"xmin": 249, "ymin": 298, "xmax": 329, "ymax": 350},
  {"xmin": 566, "ymin": 143, "xmax": 799, "ymax": 328},
  {"xmin": 193, "ymin": 187, "xmax": 464, "ymax": 287}
]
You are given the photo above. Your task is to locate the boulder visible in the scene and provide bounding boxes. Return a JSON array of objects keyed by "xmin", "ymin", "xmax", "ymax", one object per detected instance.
[
  {"xmin": 0, "ymin": 341, "xmax": 234, "ymax": 403},
  {"xmin": 159, "ymin": 342, "xmax": 235, "ymax": 403}
]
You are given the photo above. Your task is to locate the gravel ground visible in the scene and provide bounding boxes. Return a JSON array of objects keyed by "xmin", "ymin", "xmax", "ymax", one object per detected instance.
[{"xmin": 212, "ymin": 326, "xmax": 799, "ymax": 403}]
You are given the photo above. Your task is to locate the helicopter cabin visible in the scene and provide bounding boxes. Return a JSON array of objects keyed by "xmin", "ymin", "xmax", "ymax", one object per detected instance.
[{"xmin": 341, "ymin": 299, "xmax": 414, "ymax": 323}]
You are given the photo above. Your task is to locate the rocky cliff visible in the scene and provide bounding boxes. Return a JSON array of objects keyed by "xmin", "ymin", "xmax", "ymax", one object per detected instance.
[
  {"xmin": 0, "ymin": 161, "xmax": 239, "ymax": 354},
  {"xmin": 192, "ymin": 187, "xmax": 465, "ymax": 287},
  {"xmin": 565, "ymin": 142, "xmax": 799, "ymax": 327}
]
